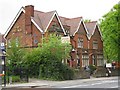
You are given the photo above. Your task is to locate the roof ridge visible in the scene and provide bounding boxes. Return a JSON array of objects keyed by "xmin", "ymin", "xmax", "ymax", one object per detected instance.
[
  {"xmin": 59, "ymin": 16, "xmax": 70, "ymax": 20},
  {"xmin": 36, "ymin": 14, "xmax": 44, "ymax": 30},
  {"xmin": 46, "ymin": 10, "xmax": 56, "ymax": 13},
  {"xmin": 70, "ymin": 16, "xmax": 83, "ymax": 19},
  {"xmin": 34, "ymin": 10, "xmax": 45, "ymax": 13}
]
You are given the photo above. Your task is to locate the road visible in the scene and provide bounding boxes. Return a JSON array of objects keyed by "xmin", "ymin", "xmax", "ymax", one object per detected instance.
[
  {"xmin": 45, "ymin": 77, "xmax": 119, "ymax": 88},
  {"xmin": 53, "ymin": 77, "xmax": 119, "ymax": 88},
  {"xmin": 2, "ymin": 77, "xmax": 119, "ymax": 90}
]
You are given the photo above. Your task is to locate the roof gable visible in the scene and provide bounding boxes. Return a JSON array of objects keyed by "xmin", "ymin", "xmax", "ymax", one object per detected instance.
[
  {"xmin": 60, "ymin": 17, "xmax": 82, "ymax": 36},
  {"xmin": 33, "ymin": 10, "xmax": 66, "ymax": 35},
  {"xmin": 85, "ymin": 21, "xmax": 102, "ymax": 40},
  {"xmin": 4, "ymin": 7, "xmax": 25, "ymax": 38},
  {"xmin": 78, "ymin": 21, "xmax": 87, "ymax": 34},
  {"xmin": 33, "ymin": 10, "xmax": 55, "ymax": 31},
  {"xmin": 4, "ymin": 6, "xmax": 66, "ymax": 38},
  {"xmin": 60, "ymin": 17, "xmax": 88, "ymax": 37}
]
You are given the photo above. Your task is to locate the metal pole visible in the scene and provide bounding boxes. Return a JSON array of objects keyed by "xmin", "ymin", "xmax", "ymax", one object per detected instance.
[{"xmin": 3, "ymin": 56, "xmax": 6, "ymax": 87}]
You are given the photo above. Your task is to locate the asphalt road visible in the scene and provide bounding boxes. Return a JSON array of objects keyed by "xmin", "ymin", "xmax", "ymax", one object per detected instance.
[
  {"xmin": 49, "ymin": 77, "xmax": 119, "ymax": 88},
  {"xmin": 1, "ymin": 77, "xmax": 119, "ymax": 90},
  {"xmin": 58, "ymin": 78, "xmax": 119, "ymax": 88}
]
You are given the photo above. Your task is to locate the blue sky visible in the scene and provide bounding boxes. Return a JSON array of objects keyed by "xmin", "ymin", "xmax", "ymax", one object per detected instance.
[{"xmin": 0, "ymin": 0, "xmax": 119, "ymax": 34}]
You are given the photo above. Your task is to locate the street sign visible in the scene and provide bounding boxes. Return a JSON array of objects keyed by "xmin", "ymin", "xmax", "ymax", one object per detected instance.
[
  {"xmin": 106, "ymin": 63, "xmax": 112, "ymax": 68},
  {"xmin": 1, "ymin": 43, "xmax": 5, "ymax": 47}
]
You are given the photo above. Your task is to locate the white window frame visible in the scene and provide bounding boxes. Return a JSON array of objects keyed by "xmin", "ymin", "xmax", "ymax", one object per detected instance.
[
  {"xmin": 93, "ymin": 40, "xmax": 98, "ymax": 49},
  {"xmin": 82, "ymin": 54, "xmax": 89, "ymax": 67},
  {"xmin": 97, "ymin": 55, "xmax": 103, "ymax": 66},
  {"xmin": 78, "ymin": 38, "xmax": 83, "ymax": 48}
]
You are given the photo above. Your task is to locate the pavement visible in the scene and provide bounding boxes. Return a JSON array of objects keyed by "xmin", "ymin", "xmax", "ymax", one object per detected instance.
[{"xmin": 1, "ymin": 76, "xmax": 119, "ymax": 89}]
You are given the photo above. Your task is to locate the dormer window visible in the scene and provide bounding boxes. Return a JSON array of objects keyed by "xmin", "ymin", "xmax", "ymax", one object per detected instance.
[
  {"xmin": 78, "ymin": 38, "xmax": 83, "ymax": 48},
  {"xmin": 93, "ymin": 40, "xmax": 98, "ymax": 49}
]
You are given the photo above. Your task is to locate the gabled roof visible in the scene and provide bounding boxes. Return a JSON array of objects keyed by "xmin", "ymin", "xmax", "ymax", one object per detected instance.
[
  {"xmin": 33, "ymin": 10, "xmax": 66, "ymax": 34},
  {"xmin": 4, "ymin": 6, "xmax": 66, "ymax": 38},
  {"xmin": 33, "ymin": 10, "xmax": 55, "ymax": 31},
  {"xmin": 4, "ymin": 7, "xmax": 25, "ymax": 38},
  {"xmin": 60, "ymin": 17, "xmax": 88, "ymax": 36},
  {"xmin": 85, "ymin": 21, "xmax": 102, "ymax": 40}
]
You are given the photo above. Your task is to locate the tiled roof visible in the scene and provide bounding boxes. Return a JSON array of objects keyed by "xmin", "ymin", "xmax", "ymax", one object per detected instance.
[
  {"xmin": 85, "ymin": 21, "xmax": 97, "ymax": 37},
  {"xmin": 33, "ymin": 10, "xmax": 56, "ymax": 32},
  {"xmin": 60, "ymin": 17, "xmax": 82, "ymax": 35}
]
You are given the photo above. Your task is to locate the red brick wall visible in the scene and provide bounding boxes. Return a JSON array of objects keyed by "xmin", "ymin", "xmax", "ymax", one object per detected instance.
[
  {"xmin": 70, "ymin": 22, "xmax": 88, "ymax": 49},
  {"xmin": 70, "ymin": 22, "xmax": 88, "ymax": 67},
  {"xmin": 6, "ymin": 12, "xmax": 26, "ymax": 47},
  {"xmin": 89, "ymin": 26, "xmax": 103, "ymax": 65},
  {"xmin": 44, "ymin": 15, "xmax": 64, "ymax": 37},
  {"xmin": 89, "ymin": 26, "xmax": 103, "ymax": 50},
  {"xmin": 32, "ymin": 23, "xmax": 42, "ymax": 47},
  {"xmin": 6, "ymin": 5, "xmax": 42, "ymax": 48}
]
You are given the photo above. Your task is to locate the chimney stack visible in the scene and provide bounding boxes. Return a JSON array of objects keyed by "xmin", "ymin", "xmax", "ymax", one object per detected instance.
[{"xmin": 25, "ymin": 5, "xmax": 34, "ymax": 34}]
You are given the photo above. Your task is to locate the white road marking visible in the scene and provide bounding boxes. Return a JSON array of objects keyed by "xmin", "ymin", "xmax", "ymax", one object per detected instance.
[
  {"xmin": 62, "ymin": 85, "xmax": 88, "ymax": 88},
  {"xmin": 110, "ymin": 86, "xmax": 118, "ymax": 88},
  {"xmin": 91, "ymin": 83, "xmax": 102, "ymax": 85},
  {"xmin": 62, "ymin": 80, "xmax": 118, "ymax": 88}
]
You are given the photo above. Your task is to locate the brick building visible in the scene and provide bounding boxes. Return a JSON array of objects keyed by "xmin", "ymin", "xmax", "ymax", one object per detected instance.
[
  {"xmin": 4, "ymin": 5, "xmax": 66, "ymax": 48},
  {"xmin": 85, "ymin": 21, "xmax": 103, "ymax": 67},
  {"xmin": 4, "ymin": 5, "xmax": 104, "ymax": 68},
  {"xmin": 60, "ymin": 17, "xmax": 89, "ymax": 67}
]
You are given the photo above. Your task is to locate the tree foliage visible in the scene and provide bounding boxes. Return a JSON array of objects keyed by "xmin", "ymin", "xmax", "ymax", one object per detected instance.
[
  {"xmin": 23, "ymin": 35, "xmax": 74, "ymax": 80},
  {"xmin": 6, "ymin": 39, "xmax": 26, "ymax": 75},
  {"xmin": 100, "ymin": 3, "xmax": 120, "ymax": 62},
  {"xmin": 84, "ymin": 19, "xmax": 91, "ymax": 23}
]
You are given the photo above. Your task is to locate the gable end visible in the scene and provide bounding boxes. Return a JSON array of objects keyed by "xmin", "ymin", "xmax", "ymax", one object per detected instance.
[{"xmin": 4, "ymin": 7, "xmax": 25, "ymax": 38}]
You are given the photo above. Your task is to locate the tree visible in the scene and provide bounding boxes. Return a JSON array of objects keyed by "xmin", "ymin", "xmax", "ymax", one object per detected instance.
[
  {"xmin": 23, "ymin": 34, "xmax": 74, "ymax": 80},
  {"xmin": 6, "ymin": 39, "xmax": 26, "ymax": 75},
  {"xmin": 100, "ymin": 3, "xmax": 120, "ymax": 62},
  {"xmin": 84, "ymin": 19, "xmax": 91, "ymax": 23}
]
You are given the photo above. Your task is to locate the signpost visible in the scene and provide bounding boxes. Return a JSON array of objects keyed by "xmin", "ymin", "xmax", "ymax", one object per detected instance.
[
  {"xmin": 106, "ymin": 63, "xmax": 112, "ymax": 68},
  {"xmin": 0, "ymin": 42, "xmax": 6, "ymax": 87}
]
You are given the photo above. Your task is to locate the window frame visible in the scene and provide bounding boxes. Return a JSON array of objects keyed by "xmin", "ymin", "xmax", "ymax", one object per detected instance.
[
  {"xmin": 93, "ymin": 40, "xmax": 98, "ymax": 49},
  {"xmin": 78, "ymin": 38, "xmax": 83, "ymax": 48},
  {"xmin": 82, "ymin": 54, "xmax": 89, "ymax": 67}
]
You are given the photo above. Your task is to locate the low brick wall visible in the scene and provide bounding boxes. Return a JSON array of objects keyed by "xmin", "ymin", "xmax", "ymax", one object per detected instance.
[
  {"xmin": 73, "ymin": 68, "xmax": 90, "ymax": 79},
  {"xmin": 92, "ymin": 66, "xmax": 107, "ymax": 78},
  {"xmin": 111, "ymin": 68, "xmax": 120, "ymax": 76},
  {"xmin": 92, "ymin": 67, "xmax": 120, "ymax": 77}
]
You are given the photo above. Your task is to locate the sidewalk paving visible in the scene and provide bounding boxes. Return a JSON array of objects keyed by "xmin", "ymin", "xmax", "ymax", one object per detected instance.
[{"xmin": 2, "ymin": 76, "xmax": 119, "ymax": 88}]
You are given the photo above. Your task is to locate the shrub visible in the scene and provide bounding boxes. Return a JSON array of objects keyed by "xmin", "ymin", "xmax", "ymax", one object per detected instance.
[
  {"xmin": 2, "ymin": 76, "xmax": 21, "ymax": 83},
  {"xmin": 39, "ymin": 57, "xmax": 74, "ymax": 80},
  {"xmin": 11, "ymin": 76, "xmax": 21, "ymax": 82},
  {"xmin": 23, "ymin": 35, "xmax": 73, "ymax": 80},
  {"xmin": 89, "ymin": 65, "xmax": 96, "ymax": 74}
]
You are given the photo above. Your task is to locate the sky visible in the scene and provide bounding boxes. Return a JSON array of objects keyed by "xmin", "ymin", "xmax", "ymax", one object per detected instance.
[{"xmin": 0, "ymin": 0, "xmax": 119, "ymax": 34}]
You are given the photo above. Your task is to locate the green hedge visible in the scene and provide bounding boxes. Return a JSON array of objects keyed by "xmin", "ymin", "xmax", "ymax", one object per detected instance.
[
  {"xmin": 89, "ymin": 65, "xmax": 96, "ymax": 74},
  {"xmin": 2, "ymin": 75, "xmax": 20, "ymax": 83}
]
